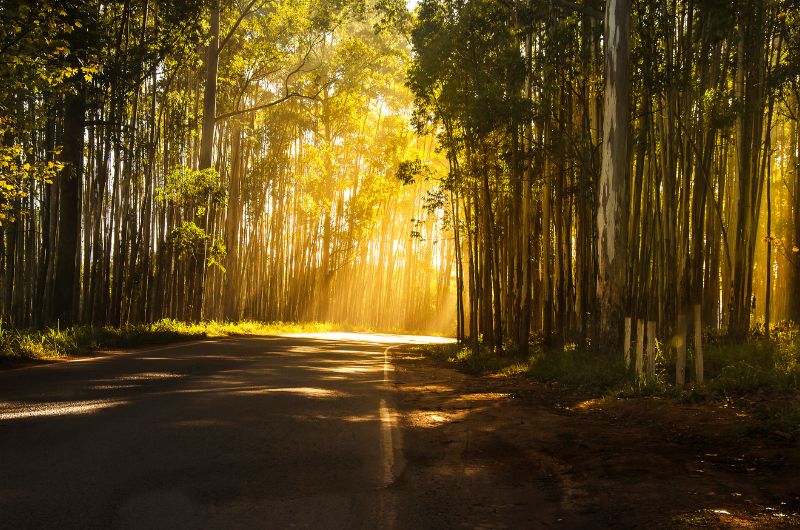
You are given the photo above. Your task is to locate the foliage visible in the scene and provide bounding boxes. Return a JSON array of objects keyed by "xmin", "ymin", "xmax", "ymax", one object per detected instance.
[
  {"xmin": 0, "ymin": 141, "xmax": 62, "ymax": 225},
  {"xmin": 396, "ymin": 157, "xmax": 425, "ymax": 185},
  {"xmin": 0, "ymin": 318, "xmax": 451, "ymax": 362},
  {"xmin": 0, "ymin": 1, "xmax": 83, "ymax": 224},
  {"xmin": 413, "ymin": 341, "xmax": 529, "ymax": 374},
  {"xmin": 168, "ymin": 221, "xmax": 209, "ymax": 257},
  {"xmin": 156, "ymin": 166, "xmax": 226, "ymax": 216},
  {"xmin": 159, "ymin": 166, "xmax": 228, "ymax": 271},
  {"xmin": 207, "ymin": 239, "xmax": 227, "ymax": 272},
  {"xmin": 409, "ymin": 0, "xmax": 529, "ymax": 137}
]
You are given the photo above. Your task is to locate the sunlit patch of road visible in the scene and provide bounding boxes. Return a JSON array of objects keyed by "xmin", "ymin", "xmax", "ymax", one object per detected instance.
[
  {"xmin": 234, "ymin": 386, "xmax": 347, "ymax": 398},
  {"xmin": 0, "ymin": 398, "xmax": 127, "ymax": 420},
  {"xmin": 281, "ymin": 331, "xmax": 456, "ymax": 345}
]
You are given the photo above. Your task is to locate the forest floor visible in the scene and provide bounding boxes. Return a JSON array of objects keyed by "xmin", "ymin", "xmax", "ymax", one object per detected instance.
[{"xmin": 392, "ymin": 348, "xmax": 800, "ymax": 529}]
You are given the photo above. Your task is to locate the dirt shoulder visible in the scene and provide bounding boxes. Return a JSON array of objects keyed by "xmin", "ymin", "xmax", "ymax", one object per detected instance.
[{"xmin": 391, "ymin": 349, "xmax": 800, "ymax": 529}]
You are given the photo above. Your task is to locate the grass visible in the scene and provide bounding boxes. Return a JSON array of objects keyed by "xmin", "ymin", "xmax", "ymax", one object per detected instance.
[
  {"xmin": 415, "ymin": 341, "xmax": 628, "ymax": 390},
  {"xmin": 413, "ymin": 322, "xmax": 800, "ymax": 398},
  {"xmin": 703, "ymin": 330, "xmax": 800, "ymax": 394},
  {"xmin": 0, "ymin": 319, "xmax": 347, "ymax": 363},
  {"xmin": 416, "ymin": 342, "xmax": 530, "ymax": 375}
]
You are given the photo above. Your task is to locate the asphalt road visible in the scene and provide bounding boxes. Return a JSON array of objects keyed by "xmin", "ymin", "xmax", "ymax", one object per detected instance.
[{"xmin": 0, "ymin": 333, "xmax": 451, "ymax": 529}]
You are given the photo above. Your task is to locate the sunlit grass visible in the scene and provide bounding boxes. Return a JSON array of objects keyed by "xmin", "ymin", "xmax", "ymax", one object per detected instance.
[
  {"xmin": 412, "ymin": 342, "xmax": 529, "ymax": 374},
  {"xmin": 0, "ymin": 319, "xmax": 399, "ymax": 363},
  {"xmin": 154, "ymin": 319, "xmax": 338, "ymax": 338}
]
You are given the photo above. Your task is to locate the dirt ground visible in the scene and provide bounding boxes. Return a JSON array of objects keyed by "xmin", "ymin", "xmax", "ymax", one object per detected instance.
[{"xmin": 390, "ymin": 349, "xmax": 800, "ymax": 529}]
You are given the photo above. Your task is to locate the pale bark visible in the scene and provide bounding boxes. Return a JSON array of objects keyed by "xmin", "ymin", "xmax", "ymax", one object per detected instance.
[
  {"xmin": 635, "ymin": 318, "xmax": 644, "ymax": 379},
  {"xmin": 646, "ymin": 320, "xmax": 656, "ymax": 380},
  {"xmin": 675, "ymin": 312, "xmax": 687, "ymax": 387},
  {"xmin": 624, "ymin": 316, "xmax": 631, "ymax": 368},
  {"xmin": 693, "ymin": 304, "xmax": 703, "ymax": 384},
  {"xmin": 596, "ymin": 0, "xmax": 630, "ymax": 350}
]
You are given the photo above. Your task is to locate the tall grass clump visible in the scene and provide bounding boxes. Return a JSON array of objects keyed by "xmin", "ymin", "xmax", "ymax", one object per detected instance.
[{"xmin": 703, "ymin": 323, "xmax": 800, "ymax": 394}]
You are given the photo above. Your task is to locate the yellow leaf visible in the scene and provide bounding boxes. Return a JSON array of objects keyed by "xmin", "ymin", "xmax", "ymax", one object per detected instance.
[{"xmin": 793, "ymin": 246, "xmax": 800, "ymax": 253}]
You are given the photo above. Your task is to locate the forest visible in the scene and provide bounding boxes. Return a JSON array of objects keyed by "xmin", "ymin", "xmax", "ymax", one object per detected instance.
[
  {"xmin": 3, "ymin": 1, "xmax": 800, "ymax": 527},
  {"xmin": 0, "ymin": 0, "xmax": 456, "ymax": 335},
  {"xmin": 1, "ymin": 0, "xmax": 800, "ymax": 385}
]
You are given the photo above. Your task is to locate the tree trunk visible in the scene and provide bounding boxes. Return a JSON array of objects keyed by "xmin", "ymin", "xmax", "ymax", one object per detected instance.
[
  {"xmin": 596, "ymin": 0, "xmax": 630, "ymax": 351},
  {"xmin": 53, "ymin": 88, "xmax": 85, "ymax": 325},
  {"xmin": 192, "ymin": 0, "xmax": 220, "ymax": 321}
]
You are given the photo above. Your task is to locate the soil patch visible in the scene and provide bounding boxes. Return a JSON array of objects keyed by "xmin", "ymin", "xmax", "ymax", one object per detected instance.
[{"xmin": 391, "ymin": 349, "xmax": 800, "ymax": 528}]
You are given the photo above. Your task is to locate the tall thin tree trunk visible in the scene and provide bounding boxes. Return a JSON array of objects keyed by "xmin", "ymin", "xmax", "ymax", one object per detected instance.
[
  {"xmin": 596, "ymin": 0, "xmax": 630, "ymax": 351},
  {"xmin": 53, "ymin": 88, "xmax": 85, "ymax": 325}
]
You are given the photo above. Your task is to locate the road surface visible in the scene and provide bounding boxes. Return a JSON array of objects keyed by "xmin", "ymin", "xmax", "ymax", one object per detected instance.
[{"xmin": 0, "ymin": 333, "xmax": 452, "ymax": 529}]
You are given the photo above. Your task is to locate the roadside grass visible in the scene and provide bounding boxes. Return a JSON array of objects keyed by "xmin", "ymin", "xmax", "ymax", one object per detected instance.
[
  {"xmin": 416, "ymin": 342, "xmax": 530, "ymax": 375},
  {"xmin": 0, "ymin": 319, "xmax": 349, "ymax": 363},
  {"xmin": 413, "ymin": 322, "xmax": 800, "ymax": 400},
  {"xmin": 414, "ymin": 341, "xmax": 627, "ymax": 390}
]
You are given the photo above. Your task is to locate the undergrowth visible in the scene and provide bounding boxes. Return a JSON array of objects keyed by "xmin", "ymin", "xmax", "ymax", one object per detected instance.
[
  {"xmin": 414, "ymin": 322, "xmax": 800, "ymax": 398},
  {"xmin": 414, "ymin": 341, "xmax": 627, "ymax": 390}
]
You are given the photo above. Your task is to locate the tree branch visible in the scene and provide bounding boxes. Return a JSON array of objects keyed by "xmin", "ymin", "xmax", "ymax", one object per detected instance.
[
  {"xmin": 214, "ymin": 91, "xmax": 320, "ymax": 121},
  {"xmin": 218, "ymin": 0, "xmax": 270, "ymax": 53}
]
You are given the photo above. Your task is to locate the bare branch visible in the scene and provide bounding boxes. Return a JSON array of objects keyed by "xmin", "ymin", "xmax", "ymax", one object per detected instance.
[
  {"xmin": 218, "ymin": 0, "xmax": 271, "ymax": 54},
  {"xmin": 215, "ymin": 90, "xmax": 321, "ymax": 121}
]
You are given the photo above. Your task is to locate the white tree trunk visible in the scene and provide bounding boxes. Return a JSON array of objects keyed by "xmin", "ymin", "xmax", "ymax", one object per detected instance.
[
  {"xmin": 635, "ymin": 318, "xmax": 644, "ymax": 379},
  {"xmin": 646, "ymin": 320, "xmax": 656, "ymax": 379},
  {"xmin": 624, "ymin": 316, "xmax": 632, "ymax": 367},
  {"xmin": 694, "ymin": 304, "xmax": 704, "ymax": 384},
  {"xmin": 675, "ymin": 313, "xmax": 687, "ymax": 387},
  {"xmin": 596, "ymin": 0, "xmax": 630, "ymax": 349}
]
